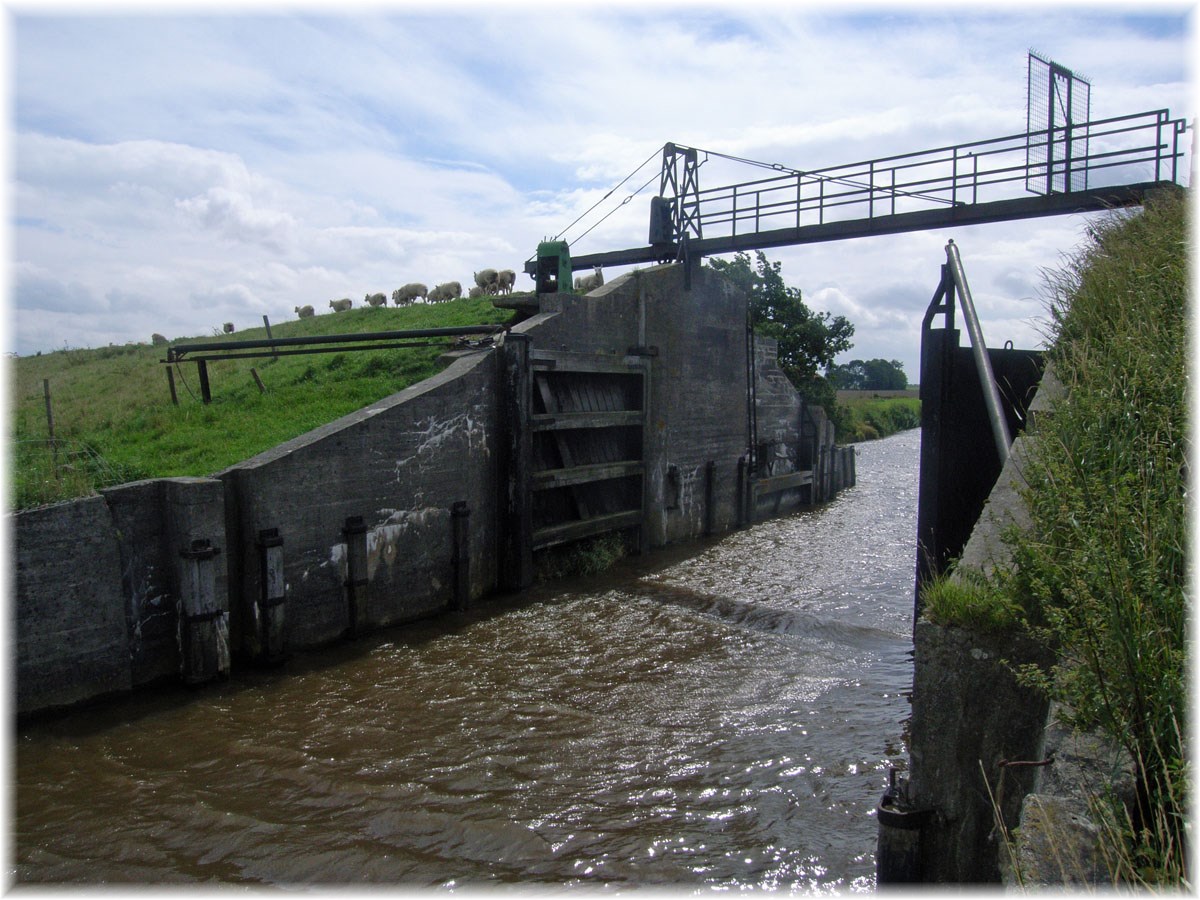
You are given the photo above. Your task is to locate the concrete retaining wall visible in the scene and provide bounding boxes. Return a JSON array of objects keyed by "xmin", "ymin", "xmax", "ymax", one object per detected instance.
[{"xmin": 13, "ymin": 262, "xmax": 855, "ymax": 716}]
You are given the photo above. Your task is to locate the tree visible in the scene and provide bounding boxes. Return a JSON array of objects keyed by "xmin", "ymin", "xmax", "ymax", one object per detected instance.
[
  {"xmin": 707, "ymin": 251, "xmax": 854, "ymax": 413},
  {"xmin": 828, "ymin": 358, "xmax": 908, "ymax": 391}
]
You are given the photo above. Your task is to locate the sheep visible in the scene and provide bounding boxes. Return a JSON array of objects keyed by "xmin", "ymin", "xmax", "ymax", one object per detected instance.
[
  {"xmin": 468, "ymin": 285, "xmax": 484, "ymax": 299},
  {"xmin": 364, "ymin": 292, "xmax": 387, "ymax": 307},
  {"xmin": 294, "ymin": 305, "xmax": 315, "ymax": 319},
  {"xmin": 428, "ymin": 281, "xmax": 462, "ymax": 303},
  {"xmin": 474, "ymin": 268, "xmax": 498, "ymax": 291},
  {"xmin": 391, "ymin": 283, "xmax": 427, "ymax": 306},
  {"xmin": 496, "ymin": 269, "xmax": 516, "ymax": 295},
  {"xmin": 151, "ymin": 333, "xmax": 168, "ymax": 346},
  {"xmin": 574, "ymin": 267, "xmax": 604, "ymax": 293},
  {"xmin": 329, "ymin": 297, "xmax": 353, "ymax": 312},
  {"xmin": 223, "ymin": 322, "xmax": 235, "ymax": 334}
]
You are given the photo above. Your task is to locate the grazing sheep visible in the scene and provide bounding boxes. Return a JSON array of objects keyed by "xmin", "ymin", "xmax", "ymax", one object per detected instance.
[
  {"xmin": 574, "ymin": 267, "xmax": 604, "ymax": 292},
  {"xmin": 392, "ymin": 283, "xmax": 428, "ymax": 306},
  {"xmin": 473, "ymin": 268, "xmax": 498, "ymax": 290},
  {"xmin": 151, "ymin": 333, "xmax": 168, "ymax": 346},
  {"xmin": 329, "ymin": 297, "xmax": 353, "ymax": 312},
  {"xmin": 294, "ymin": 305, "xmax": 315, "ymax": 318},
  {"xmin": 496, "ymin": 269, "xmax": 516, "ymax": 295},
  {"xmin": 365, "ymin": 292, "xmax": 387, "ymax": 307},
  {"xmin": 468, "ymin": 285, "xmax": 484, "ymax": 298},
  {"xmin": 223, "ymin": 322, "xmax": 235, "ymax": 334},
  {"xmin": 428, "ymin": 281, "xmax": 462, "ymax": 303}
]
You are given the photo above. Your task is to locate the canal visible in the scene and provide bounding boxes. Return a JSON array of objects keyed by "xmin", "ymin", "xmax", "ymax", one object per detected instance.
[{"xmin": 13, "ymin": 428, "xmax": 919, "ymax": 889}]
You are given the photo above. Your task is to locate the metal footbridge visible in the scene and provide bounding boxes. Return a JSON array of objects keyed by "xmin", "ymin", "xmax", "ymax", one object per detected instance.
[{"xmin": 526, "ymin": 106, "xmax": 1188, "ymax": 282}]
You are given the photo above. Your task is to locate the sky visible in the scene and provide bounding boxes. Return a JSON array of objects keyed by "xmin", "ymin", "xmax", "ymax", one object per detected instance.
[{"xmin": 4, "ymin": 3, "xmax": 1196, "ymax": 383}]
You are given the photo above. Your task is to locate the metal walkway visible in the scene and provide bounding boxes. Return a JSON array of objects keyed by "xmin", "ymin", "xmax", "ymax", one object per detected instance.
[{"xmin": 532, "ymin": 108, "xmax": 1188, "ymax": 275}]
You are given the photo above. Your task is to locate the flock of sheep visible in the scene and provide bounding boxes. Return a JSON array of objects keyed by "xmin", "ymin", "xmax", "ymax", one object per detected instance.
[
  {"xmin": 159, "ymin": 264, "xmax": 609, "ymax": 343},
  {"xmin": 293, "ymin": 268, "xmax": 519, "ymax": 319}
]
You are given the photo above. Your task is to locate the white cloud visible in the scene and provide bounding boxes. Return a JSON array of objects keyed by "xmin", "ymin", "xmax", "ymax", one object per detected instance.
[{"xmin": 6, "ymin": 8, "xmax": 1192, "ymax": 365}]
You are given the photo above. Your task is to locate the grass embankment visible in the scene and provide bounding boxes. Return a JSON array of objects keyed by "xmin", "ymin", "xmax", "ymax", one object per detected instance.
[
  {"xmin": 836, "ymin": 393, "xmax": 920, "ymax": 442},
  {"xmin": 12, "ymin": 298, "xmax": 514, "ymax": 510},
  {"xmin": 922, "ymin": 190, "xmax": 1189, "ymax": 885}
]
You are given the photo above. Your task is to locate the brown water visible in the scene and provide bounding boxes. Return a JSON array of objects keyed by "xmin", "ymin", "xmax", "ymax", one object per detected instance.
[{"xmin": 13, "ymin": 428, "xmax": 919, "ymax": 890}]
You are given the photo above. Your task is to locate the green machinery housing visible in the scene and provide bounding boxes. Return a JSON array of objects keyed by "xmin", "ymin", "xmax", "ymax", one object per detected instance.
[{"xmin": 535, "ymin": 240, "xmax": 573, "ymax": 294}]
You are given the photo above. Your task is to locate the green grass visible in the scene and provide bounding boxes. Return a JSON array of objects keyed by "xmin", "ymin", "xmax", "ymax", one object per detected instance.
[
  {"xmin": 837, "ymin": 395, "xmax": 921, "ymax": 442},
  {"xmin": 12, "ymin": 298, "xmax": 515, "ymax": 509},
  {"xmin": 920, "ymin": 569, "xmax": 1026, "ymax": 632}
]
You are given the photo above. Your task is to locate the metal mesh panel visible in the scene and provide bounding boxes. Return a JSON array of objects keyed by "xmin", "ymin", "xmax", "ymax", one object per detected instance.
[{"xmin": 1026, "ymin": 51, "xmax": 1091, "ymax": 194}]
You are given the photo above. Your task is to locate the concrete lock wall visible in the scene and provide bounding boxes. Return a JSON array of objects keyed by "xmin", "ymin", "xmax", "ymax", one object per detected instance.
[
  {"xmin": 13, "ymin": 261, "xmax": 854, "ymax": 716},
  {"xmin": 219, "ymin": 349, "xmax": 501, "ymax": 655}
]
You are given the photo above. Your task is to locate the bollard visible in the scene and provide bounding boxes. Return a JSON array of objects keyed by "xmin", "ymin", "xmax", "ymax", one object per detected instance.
[
  {"xmin": 178, "ymin": 538, "xmax": 228, "ymax": 685},
  {"xmin": 255, "ymin": 528, "xmax": 287, "ymax": 664},
  {"xmin": 875, "ymin": 768, "xmax": 932, "ymax": 884},
  {"xmin": 342, "ymin": 516, "xmax": 369, "ymax": 638},
  {"xmin": 451, "ymin": 501, "xmax": 470, "ymax": 611}
]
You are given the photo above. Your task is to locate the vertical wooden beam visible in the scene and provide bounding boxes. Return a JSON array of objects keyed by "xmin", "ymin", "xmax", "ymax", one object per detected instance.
[
  {"xmin": 500, "ymin": 333, "xmax": 533, "ymax": 590},
  {"xmin": 342, "ymin": 516, "xmax": 369, "ymax": 637}
]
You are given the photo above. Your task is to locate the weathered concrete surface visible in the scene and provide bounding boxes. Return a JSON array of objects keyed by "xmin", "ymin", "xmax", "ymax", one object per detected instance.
[
  {"xmin": 955, "ymin": 363, "xmax": 1064, "ymax": 580},
  {"xmin": 519, "ymin": 264, "xmax": 822, "ymax": 545},
  {"xmin": 221, "ymin": 348, "xmax": 501, "ymax": 652},
  {"xmin": 14, "ymin": 496, "xmax": 133, "ymax": 714},
  {"xmin": 907, "ymin": 620, "xmax": 1055, "ymax": 883},
  {"xmin": 1000, "ymin": 704, "xmax": 1135, "ymax": 888}
]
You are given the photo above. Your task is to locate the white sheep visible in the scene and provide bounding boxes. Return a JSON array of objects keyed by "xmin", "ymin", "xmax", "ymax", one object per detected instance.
[
  {"xmin": 496, "ymin": 269, "xmax": 516, "ymax": 295},
  {"xmin": 474, "ymin": 268, "xmax": 498, "ymax": 290},
  {"xmin": 574, "ymin": 267, "xmax": 604, "ymax": 293},
  {"xmin": 329, "ymin": 297, "xmax": 353, "ymax": 312},
  {"xmin": 392, "ymin": 283, "xmax": 427, "ymax": 306},
  {"xmin": 364, "ymin": 292, "xmax": 387, "ymax": 307},
  {"xmin": 428, "ymin": 281, "xmax": 462, "ymax": 303},
  {"xmin": 468, "ymin": 285, "xmax": 484, "ymax": 298},
  {"xmin": 294, "ymin": 305, "xmax": 315, "ymax": 318},
  {"xmin": 223, "ymin": 322, "xmax": 235, "ymax": 334}
]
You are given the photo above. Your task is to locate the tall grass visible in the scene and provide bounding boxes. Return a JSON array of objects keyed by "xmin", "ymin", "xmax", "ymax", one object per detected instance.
[
  {"xmin": 923, "ymin": 189, "xmax": 1189, "ymax": 885},
  {"xmin": 1008, "ymin": 189, "xmax": 1188, "ymax": 885},
  {"xmin": 11, "ymin": 298, "xmax": 513, "ymax": 509}
]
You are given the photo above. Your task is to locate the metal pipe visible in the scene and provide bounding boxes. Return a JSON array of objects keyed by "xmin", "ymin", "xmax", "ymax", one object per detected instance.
[
  {"xmin": 168, "ymin": 325, "xmax": 506, "ymax": 360},
  {"xmin": 944, "ymin": 240, "xmax": 1012, "ymax": 463}
]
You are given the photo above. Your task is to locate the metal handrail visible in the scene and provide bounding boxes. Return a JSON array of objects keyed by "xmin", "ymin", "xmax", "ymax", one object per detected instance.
[
  {"xmin": 688, "ymin": 109, "xmax": 1186, "ymax": 240},
  {"xmin": 945, "ymin": 240, "xmax": 1011, "ymax": 463}
]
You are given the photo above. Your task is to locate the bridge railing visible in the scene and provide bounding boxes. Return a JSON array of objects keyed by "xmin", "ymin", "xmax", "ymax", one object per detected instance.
[{"xmin": 691, "ymin": 110, "xmax": 1187, "ymax": 241}]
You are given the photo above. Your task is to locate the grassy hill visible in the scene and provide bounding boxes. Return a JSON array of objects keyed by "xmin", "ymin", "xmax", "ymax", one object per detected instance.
[{"xmin": 12, "ymin": 297, "xmax": 515, "ymax": 510}]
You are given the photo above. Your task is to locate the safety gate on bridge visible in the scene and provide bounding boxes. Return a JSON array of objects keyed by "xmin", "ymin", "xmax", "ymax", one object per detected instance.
[{"xmin": 528, "ymin": 350, "xmax": 649, "ymax": 552}]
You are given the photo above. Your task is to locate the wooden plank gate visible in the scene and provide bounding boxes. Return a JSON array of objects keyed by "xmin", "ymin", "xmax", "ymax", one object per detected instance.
[{"xmin": 528, "ymin": 350, "xmax": 649, "ymax": 552}]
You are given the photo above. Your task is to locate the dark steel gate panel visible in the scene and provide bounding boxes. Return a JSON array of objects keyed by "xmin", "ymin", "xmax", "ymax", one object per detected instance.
[{"xmin": 529, "ymin": 350, "xmax": 648, "ymax": 551}]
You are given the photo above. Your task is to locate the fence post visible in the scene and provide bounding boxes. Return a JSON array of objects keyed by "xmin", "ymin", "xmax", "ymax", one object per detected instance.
[{"xmin": 42, "ymin": 379, "xmax": 57, "ymax": 474}]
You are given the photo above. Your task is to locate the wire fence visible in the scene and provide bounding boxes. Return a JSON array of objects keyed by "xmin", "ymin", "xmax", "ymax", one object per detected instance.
[{"xmin": 14, "ymin": 439, "xmax": 135, "ymax": 509}]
